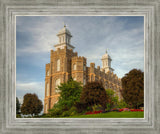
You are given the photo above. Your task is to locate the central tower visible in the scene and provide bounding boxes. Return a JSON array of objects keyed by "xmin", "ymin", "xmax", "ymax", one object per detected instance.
[{"xmin": 54, "ymin": 25, "xmax": 75, "ymax": 50}]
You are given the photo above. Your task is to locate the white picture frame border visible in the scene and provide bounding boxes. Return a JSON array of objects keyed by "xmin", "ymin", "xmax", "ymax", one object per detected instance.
[{"xmin": 0, "ymin": 0, "xmax": 160, "ymax": 134}]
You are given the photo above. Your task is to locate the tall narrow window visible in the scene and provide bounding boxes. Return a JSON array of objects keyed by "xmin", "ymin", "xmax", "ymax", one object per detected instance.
[
  {"xmin": 55, "ymin": 79, "xmax": 61, "ymax": 93},
  {"xmin": 106, "ymin": 61, "xmax": 108, "ymax": 66},
  {"xmin": 63, "ymin": 36, "xmax": 64, "ymax": 42},
  {"xmin": 83, "ymin": 78, "xmax": 86, "ymax": 85},
  {"xmin": 57, "ymin": 59, "xmax": 60, "ymax": 71},
  {"xmin": 46, "ymin": 83, "xmax": 49, "ymax": 96},
  {"xmin": 73, "ymin": 64, "xmax": 76, "ymax": 70},
  {"xmin": 59, "ymin": 37, "xmax": 61, "ymax": 43},
  {"xmin": 45, "ymin": 104, "xmax": 47, "ymax": 113},
  {"xmin": 91, "ymin": 75, "xmax": 94, "ymax": 82},
  {"xmin": 47, "ymin": 70, "xmax": 49, "ymax": 76},
  {"xmin": 83, "ymin": 65, "xmax": 86, "ymax": 71}
]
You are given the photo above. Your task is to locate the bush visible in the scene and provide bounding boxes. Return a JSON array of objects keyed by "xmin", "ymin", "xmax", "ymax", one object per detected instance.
[
  {"xmin": 117, "ymin": 100, "xmax": 128, "ymax": 109},
  {"xmin": 75, "ymin": 102, "xmax": 88, "ymax": 113},
  {"xmin": 48, "ymin": 107, "xmax": 63, "ymax": 117},
  {"xmin": 16, "ymin": 114, "xmax": 22, "ymax": 118}
]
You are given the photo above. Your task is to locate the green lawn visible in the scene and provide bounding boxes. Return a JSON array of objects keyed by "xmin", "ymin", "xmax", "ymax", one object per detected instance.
[{"xmin": 66, "ymin": 112, "xmax": 144, "ymax": 118}]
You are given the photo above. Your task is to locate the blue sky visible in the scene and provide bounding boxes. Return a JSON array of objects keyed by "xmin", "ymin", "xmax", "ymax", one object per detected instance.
[{"xmin": 16, "ymin": 16, "xmax": 144, "ymax": 104}]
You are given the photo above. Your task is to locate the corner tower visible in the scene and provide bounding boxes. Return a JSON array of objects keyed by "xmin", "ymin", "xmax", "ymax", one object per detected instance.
[{"xmin": 101, "ymin": 50, "xmax": 114, "ymax": 73}]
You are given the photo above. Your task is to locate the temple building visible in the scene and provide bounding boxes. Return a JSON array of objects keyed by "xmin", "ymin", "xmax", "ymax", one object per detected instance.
[{"xmin": 44, "ymin": 25, "xmax": 122, "ymax": 113}]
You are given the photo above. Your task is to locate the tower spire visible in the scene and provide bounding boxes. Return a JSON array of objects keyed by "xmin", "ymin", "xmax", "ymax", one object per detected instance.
[{"xmin": 106, "ymin": 49, "xmax": 108, "ymax": 54}]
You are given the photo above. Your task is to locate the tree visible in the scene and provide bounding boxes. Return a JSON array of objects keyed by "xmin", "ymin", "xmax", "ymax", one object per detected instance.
[
  {"xmin": 121, "ymin": 69, "xmax": 144, "ymax": 109},
  {"xmin": 16, "ymin": 97, "xmax": 20, "ymax": 114},
  {"xmin": 80, "ymin": 81, "xmax": 108, "ymax": 111},
  {"xmin": 48, "ymin": 78, "xmax": 82, "ymax": 117},
  {"xmin": 21, "ymin": 93, "xmax": 43, "ymax": 116},
  {"xmin": 105, "ymin": 89, "xmax": 119, "ymax": 110},
  {"xmin": 57, "ymin": 78, "xmax": 82, "ymax": 110}
]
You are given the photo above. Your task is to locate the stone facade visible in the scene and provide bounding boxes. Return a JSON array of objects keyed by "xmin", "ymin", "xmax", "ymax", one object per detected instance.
[{"xmin": 44, "ymin": 26, "xmax": 122, "ymax": 113}]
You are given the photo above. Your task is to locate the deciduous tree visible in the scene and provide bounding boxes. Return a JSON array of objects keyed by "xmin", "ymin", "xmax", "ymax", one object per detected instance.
[
  {"xmin": 121, "ymin": 69, "xmax": 144, "ymax": 108},
  {"xmin": 48, "ymin": 78, "xmax": 82, "ymax": 117},
  {"xmin": 80, "ymin": 81, "xmax": 108, "ymax": 111},
  {"xmin": 21, "ymin": 93, "xmax": 43, "ymax": 116}
]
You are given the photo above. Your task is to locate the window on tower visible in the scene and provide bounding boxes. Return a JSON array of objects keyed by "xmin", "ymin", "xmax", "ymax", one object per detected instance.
[
  {"xmin": 63, "ymin": 36, "xmax": 64, "ymax": 42},
  {"xmin": 45, "ymin": 104, "xmax": 47, "ymax": 113},
  {"xmin": 91, "ymin": 75, "xmax": 94, "ymax": 82},
  {"xmin": 57, "ymin": 59, "xmax": 60, "ymax": 71},
  {"xmin": 59, "ymin": 37, "xmax": 61, "ymax": 43},
  {"xmin": 83, "ymin": 78, "xmax": 86, "ymax": 85},
  {"xmin": 73, "ymin": 64, "xmax": 76, "ymax": 70},
  {"xmin": 83, "ymin": 64, "xmax": 86, "ymax": 71},
  {"xmin": 46, "ymin": 83, "xmax": 49, "ymax": 96},
  {"xmin": 55, "ymin": 79, "xmax": 61, "ymax": 93},
  {"xmin": 106, "ymin": 61, "xmax": 108, "ymax": 66},
  {"xmin": 47, "ymin": 70, "xmax": 49, "ymax": 76}
]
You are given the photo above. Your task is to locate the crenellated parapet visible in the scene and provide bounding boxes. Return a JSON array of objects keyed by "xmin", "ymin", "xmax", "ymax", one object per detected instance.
[{"xmin": 72, "ymin": 56, "xmax": 86, "ymax": 61}]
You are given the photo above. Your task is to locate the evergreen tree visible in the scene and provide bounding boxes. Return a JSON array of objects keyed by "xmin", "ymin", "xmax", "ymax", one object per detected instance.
[{"xmin": 16, "ymin": 97, "xmax": 20, "ymax": 114}]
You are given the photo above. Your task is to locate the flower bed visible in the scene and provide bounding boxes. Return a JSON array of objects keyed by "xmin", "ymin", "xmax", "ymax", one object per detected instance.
[
  {"xmin": 119, "ymin": 108, "xmax": 144, "ymax": 112},
  {"xmin": 130, "ymin": 109, "xmax": 144, "ymax": 112},
  {"xmin": 85, "ymin": 110, "xmax": 103, "ymax": 115}
]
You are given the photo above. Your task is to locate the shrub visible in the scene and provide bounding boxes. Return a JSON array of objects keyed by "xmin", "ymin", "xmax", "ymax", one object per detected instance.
[
  {"xmin": 105, "ymin": 89, "xmax": 119, "ymax": 111},
  {"xmin": 75, "ymin": 102, "xmax": 88, "ymax": 113},
  {"xmin": 117, "ymin": 100, "xmax": 128, "ymax": 109},
  {"xmin": 48, "ymin": 107, "xmax": 63, "ymax": 117}
]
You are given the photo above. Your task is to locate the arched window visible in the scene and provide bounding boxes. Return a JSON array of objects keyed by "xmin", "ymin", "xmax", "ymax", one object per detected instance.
[
  {"xmin": 73, "ymin": 64, "xmax": 76, "ymax": 70},
  {"xmin": 57, "ymin": 59, "xmax": 60, "ymax": 71},
  {"xmin": 46, "ymin": 83, "xmax": 49, "ymax": 96},
  {"xmin": 66, "ymin": 37, "xmax": 68, "ymax": 43},
  {"xmin": 47, "ymin": 70, "xmax": 49, "ymax": 76},
  {"xmin": 59, "ymin": 37, "xmax": 61, "ymax": 43},
  {"xmin": 55, "ymin": 79, "xmax": 61, "ymax": 93},
  {"xmin": 83, "ymin": 65, "xmax": 86, "ymax": 71},
  {"xmin": 45, "ymin": 104, "xmax": 47, "ymax": 113},
  {"xmin": 106, "ymin": 61, "xmax": 108, "ymax": 66},
  {"xmin": 63, "ymin": 36, "xmax": 64, "ymax": 42},
  {"xmin": 91, "ymin": 75, "xmax": 94, "ymax": 82},
  {"xmin": 83, "ymin": 78, "xmax": 86, "ymax": 85}
]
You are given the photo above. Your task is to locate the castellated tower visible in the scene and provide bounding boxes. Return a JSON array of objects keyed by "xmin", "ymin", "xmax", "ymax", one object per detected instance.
[{"xmin": 44, "ymin": 26, "xmax": 122, "ymax": 113}]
